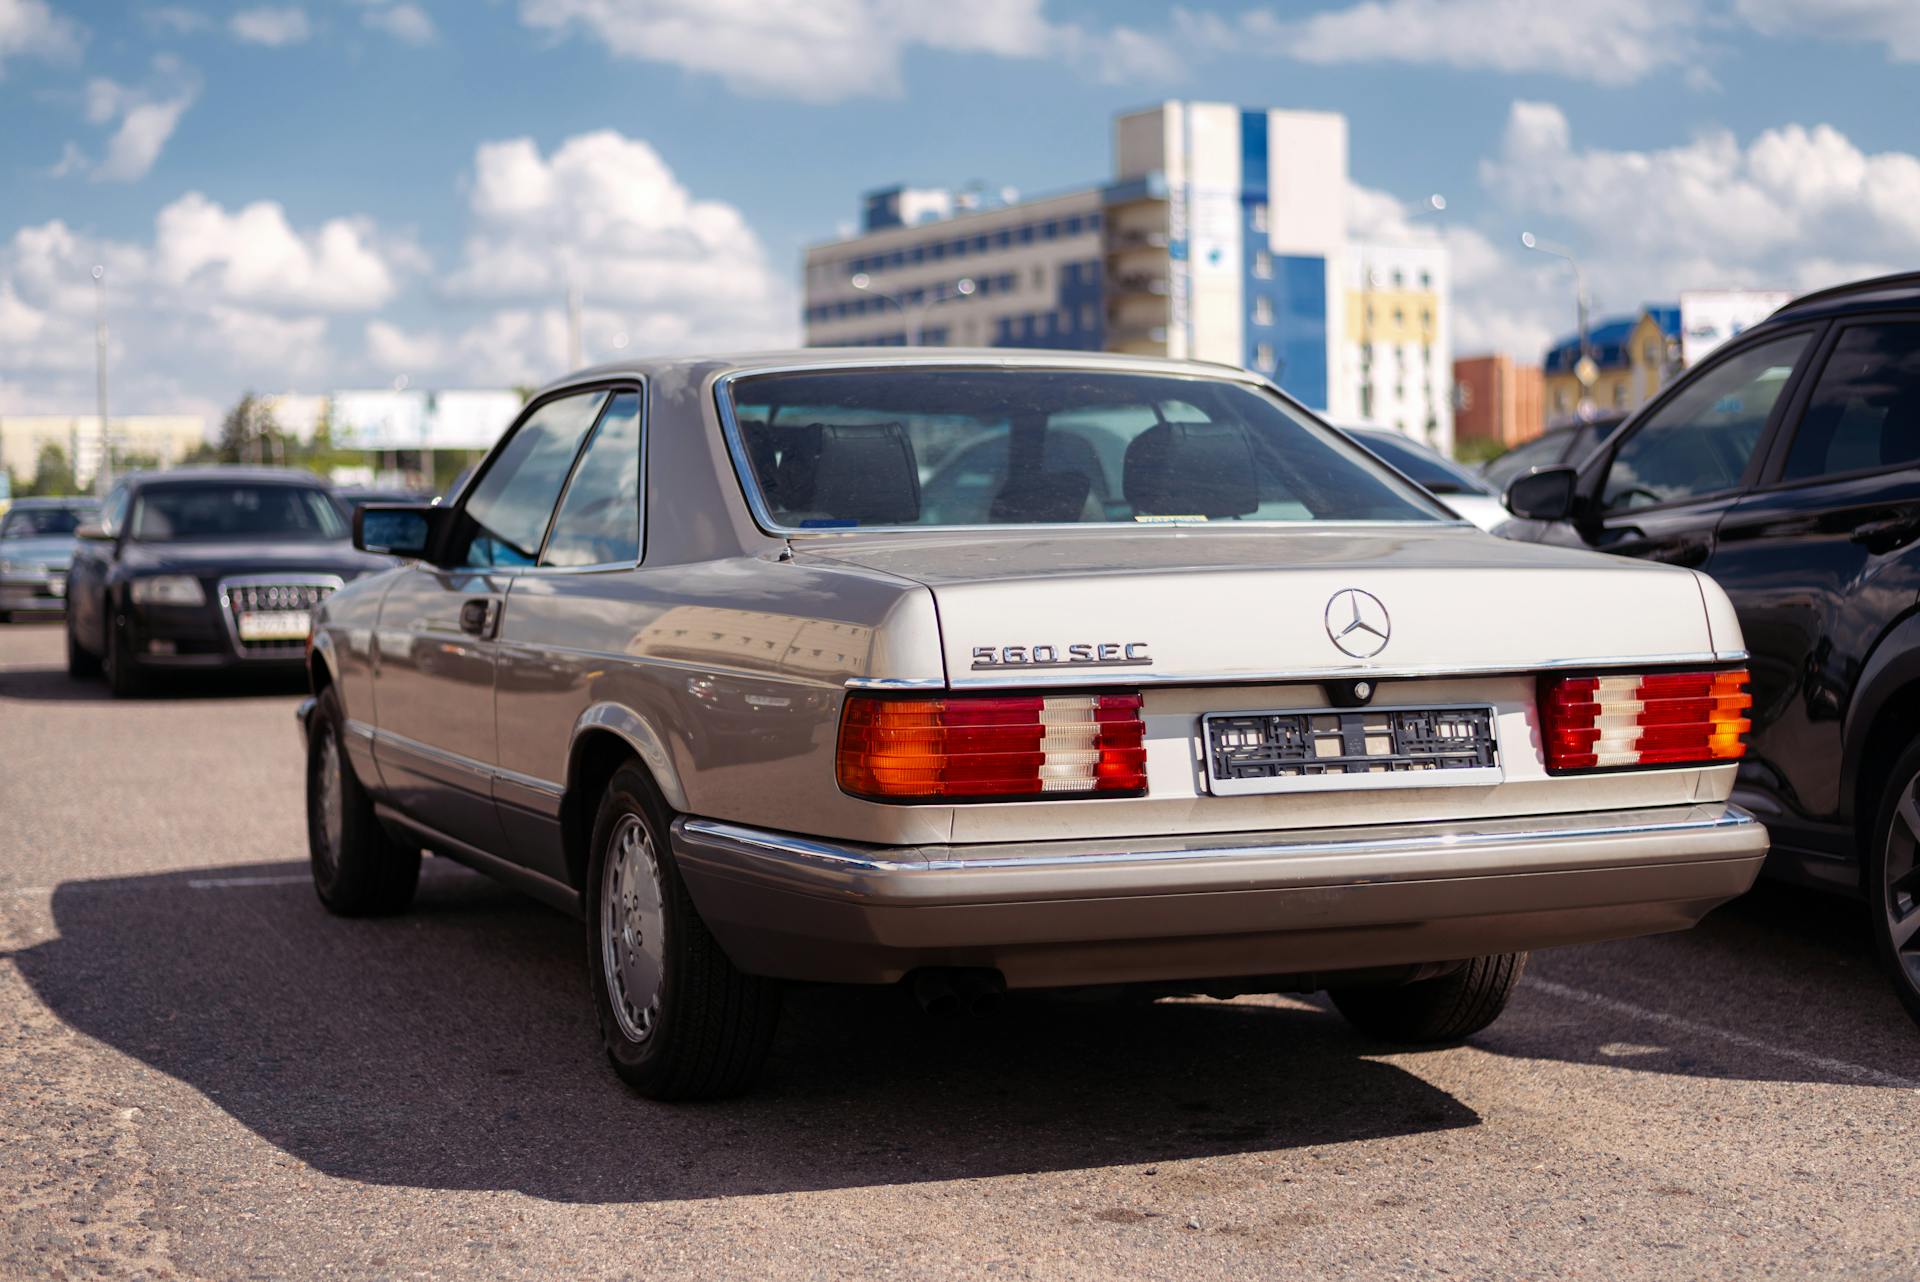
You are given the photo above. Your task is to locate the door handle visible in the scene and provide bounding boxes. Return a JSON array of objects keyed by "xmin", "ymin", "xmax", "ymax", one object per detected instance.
[
  {"xmin": 1851, "ymin": 515, "xmax": 1920, "ymax": 555},
  {"xmin": 458, "ymin": 597, "xmax": 500, "ymax": 639}
]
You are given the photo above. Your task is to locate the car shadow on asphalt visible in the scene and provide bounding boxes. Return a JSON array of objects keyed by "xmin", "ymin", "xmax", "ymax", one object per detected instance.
[
  {"xmin": 0, "ymin": 662, "xmax": 307, "ymax": 702},
  {"xmin": 12, "ymin": 860, "xmax": 1481, "ymax": 1203}
]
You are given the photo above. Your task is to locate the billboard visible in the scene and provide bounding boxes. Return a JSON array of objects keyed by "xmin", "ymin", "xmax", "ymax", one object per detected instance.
[
  {"xmin": 329, "ymin": 389, "xmax": 521, "ymax": 451},
  {"xmin": 1680, "ymin": 290, "xmax": 1791, "ymax": 366}
]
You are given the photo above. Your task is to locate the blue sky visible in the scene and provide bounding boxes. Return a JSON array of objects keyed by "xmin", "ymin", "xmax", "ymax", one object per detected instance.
[{"xmin": 3, "ymin": 0, "xmax": 1918, "ymax": 418}]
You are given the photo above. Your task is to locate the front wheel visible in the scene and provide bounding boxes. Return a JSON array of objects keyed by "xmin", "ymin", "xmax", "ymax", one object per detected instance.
[
  {"xmin": 585, "ymin": 763, "xmax": 781, "ymax": 1100},
  {"xmin": 306, "ymin": 687, "xmax": 419, "ymax": 915},
  {"xmin": 1330, "ymin": 953, "xmax": 1528, "ymax": 1043},
  {"xmin": 1867, "ymin": 743, "xmax": 1920, "ymax": 1027}
]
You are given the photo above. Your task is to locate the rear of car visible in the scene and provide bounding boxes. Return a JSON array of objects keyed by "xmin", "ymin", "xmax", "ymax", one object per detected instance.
[{"xmin": 674, "ymin": 362, "xmax": 1766, "ymax": 997}]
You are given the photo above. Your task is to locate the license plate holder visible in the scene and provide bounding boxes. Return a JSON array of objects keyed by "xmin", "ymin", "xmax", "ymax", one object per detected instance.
[
  {"xmin": 1202, "ymin": 704, "xmax": 1502, "ymax": 796},
  {"xmin": 237, "ymin": 609, "xmax": 311, "ymax": 642}
]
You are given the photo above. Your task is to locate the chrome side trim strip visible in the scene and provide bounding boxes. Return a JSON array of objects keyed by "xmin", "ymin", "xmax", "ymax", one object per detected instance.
[
  {"xmin": 678, "ymin": 807, "xmax": 1761, "ymax": 876},
  {"xmin": 846, "ymin": 650, "xmax": 1753, "ymax": 691}
]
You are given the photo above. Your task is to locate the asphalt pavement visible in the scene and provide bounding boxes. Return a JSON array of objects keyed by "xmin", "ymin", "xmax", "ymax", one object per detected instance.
[{"xmin": 2, "ymin": 620, "xmax": 1917, "ymax": 1281}]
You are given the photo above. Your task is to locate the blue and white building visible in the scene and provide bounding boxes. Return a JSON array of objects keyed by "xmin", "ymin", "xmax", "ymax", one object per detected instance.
[{"xmin": 802, "ymin": 101, "xmax": 1454, "ymax": 451}]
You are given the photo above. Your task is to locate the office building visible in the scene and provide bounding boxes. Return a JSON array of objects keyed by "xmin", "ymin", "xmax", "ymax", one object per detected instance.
[{"xmin": 802, "ymin": 101, "xmax": 1452, "ymax": 448}]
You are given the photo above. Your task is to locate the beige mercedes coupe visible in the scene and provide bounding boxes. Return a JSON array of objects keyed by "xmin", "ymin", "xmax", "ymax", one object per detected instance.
[{"xmin": 299, "ymin": 351, "xmax": 1768, "ymax": 1099}]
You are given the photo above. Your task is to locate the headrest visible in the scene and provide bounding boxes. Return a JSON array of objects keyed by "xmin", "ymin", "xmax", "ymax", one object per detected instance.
[
  {"xmin": 773, "ymin": 422, "xmax": 920, "ymax": 525},
  {"xmin": 1122, "ymin": 422, "xmax": 1259, "ymax": 517}
]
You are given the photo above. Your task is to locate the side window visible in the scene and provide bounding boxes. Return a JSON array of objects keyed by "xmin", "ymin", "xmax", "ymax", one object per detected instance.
[
  {"xmin": 542, "ymin": 392, "xmax": 642, "ymax": 567},
  {"xmin": 1779, "ymin": 323, "xmax": 1920, "ymax": 483},
  {"xmin": 1601, "ymin": 333, "xmax": 1810, "ymax": 512},
  {"xmin": 459, "ymin": 391, "xmax": 607, "ymax": 567}
]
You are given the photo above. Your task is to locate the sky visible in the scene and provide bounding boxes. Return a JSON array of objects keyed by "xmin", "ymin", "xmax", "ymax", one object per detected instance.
[{"xmin": 3, "ymin": 0, "xmax": 1919, "ymax": 421}]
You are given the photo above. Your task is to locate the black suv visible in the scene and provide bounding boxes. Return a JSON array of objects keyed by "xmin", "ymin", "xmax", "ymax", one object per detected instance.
[{"xmin": 1499, "ymin": 271, "xmax": 1920, "ymax": 1025}]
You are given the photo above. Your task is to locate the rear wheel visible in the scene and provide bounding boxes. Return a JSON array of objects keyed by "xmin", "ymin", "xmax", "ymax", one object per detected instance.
[
  {"xmin": 1867, "ymin": 742, "xmax": 1920, "ymax": 1027},
  {"xmin": 65, "ymin": 613, "xmax": 100, "ymax": 678},
  {"xmin": 306, "ymin": 686, "xmax": 419, "ymax": 915},
  {"xmin": 585, "ymin": 763, "xmax": 781, "ymax": 1099},
  {"xmin": 1330, "ymin": 953, "xmax": 1527, "ymax": 1042}
]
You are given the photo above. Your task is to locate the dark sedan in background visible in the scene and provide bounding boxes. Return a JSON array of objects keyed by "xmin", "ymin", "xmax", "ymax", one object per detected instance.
[
  {"xmin": 65, "ymin": 468, "xmax": 391, "ymax": 696},
  {"xmin": 1497, "ymin": 270, "xmax": 1920, "ymax": 1025},
  {"xmin": 0, "ymin": 497, "xmax": 97, "ymax": 621}
]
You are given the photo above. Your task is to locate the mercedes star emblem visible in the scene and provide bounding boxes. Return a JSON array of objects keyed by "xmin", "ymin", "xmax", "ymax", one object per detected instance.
[{"xmin": 1325, "ymin": 589, "xmax": 1391, "ymax": 659}]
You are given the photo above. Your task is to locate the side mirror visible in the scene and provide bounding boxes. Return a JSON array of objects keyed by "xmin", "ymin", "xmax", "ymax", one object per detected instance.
[
  {"xmin": 1503, "ymin": 466, "xmax": 1579, "ymax": 522},
  {"xmin": 354, "ymin": 503, "xmax": 443, "ymax": 559},
  {"xmin": 75, "ymin": 523, "xmax": 111, "ymax": 542}
]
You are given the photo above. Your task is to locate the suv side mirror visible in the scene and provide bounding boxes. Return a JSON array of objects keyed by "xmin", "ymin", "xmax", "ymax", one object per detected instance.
[
  {"xmin": 1503, "ymin": 466, "xmax": 1579, "ymax": 522},
  {"xmin": 355, "ymin": 503, "xmax": 444, "ymax": 559}
]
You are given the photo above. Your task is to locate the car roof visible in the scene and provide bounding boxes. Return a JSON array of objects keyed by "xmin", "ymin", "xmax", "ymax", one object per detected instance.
[
  {"xmin": 1771, "ymin": 271, "xmax": 1920, "ymax": 322},
  {"xmin": 532, "ymin": 347, "xmax": 1278, "ymax": 401},
  {"xmin": 127, "ymin": 466, "xmax": 330, "ymax": 489},
  {"xmin": 5, "ymin": 495, "xmax": 96, "ymax": 507}
]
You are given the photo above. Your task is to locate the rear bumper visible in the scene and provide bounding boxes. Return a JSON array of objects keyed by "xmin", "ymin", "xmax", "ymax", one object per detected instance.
[{"xmin": 670, "ymin": 804, "xmax": 1768, "ymax": 987}]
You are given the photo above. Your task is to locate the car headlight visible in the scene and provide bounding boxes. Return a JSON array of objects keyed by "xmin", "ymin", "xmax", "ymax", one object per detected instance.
[
  {"xmin": 0, "ymin": 559, "xmax": 38, "ymax": 577},
  {"xmin": 129, "ymin": 575, "xmax": 207, "ymax": 606}
]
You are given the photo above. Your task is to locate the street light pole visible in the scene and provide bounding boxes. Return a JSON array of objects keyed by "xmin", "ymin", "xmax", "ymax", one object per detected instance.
[
  {"xmin": 1520, "ymin": 232, "xmax": 1591, "ymax": 405},
  {"xmin": 92, "ymin": 265, "xmax": 110, "ymax": 497}
]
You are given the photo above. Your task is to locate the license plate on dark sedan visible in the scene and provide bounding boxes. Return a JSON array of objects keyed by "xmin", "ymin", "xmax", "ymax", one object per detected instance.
[{"xmin": 1202, "ymin": 705, "xmax": 1502, "ymax": 796}]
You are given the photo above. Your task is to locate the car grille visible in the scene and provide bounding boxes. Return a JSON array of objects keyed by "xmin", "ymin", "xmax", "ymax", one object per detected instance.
[{"xmin": 219, "ymin": 576, "xmax": 341, "ymax": 656}]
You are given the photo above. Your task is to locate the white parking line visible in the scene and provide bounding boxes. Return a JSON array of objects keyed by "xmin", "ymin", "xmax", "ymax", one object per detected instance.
[{"xmin": 1524, "ymin": 977, "xmax": 1920, "ymax": 1090}]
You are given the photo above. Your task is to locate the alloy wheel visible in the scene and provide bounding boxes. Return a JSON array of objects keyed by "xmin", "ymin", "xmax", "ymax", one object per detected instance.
[
  {"xmin": 1882, "ymin": 772, "xmax": 1920, "ymax": 995},
  {"xmin": 601, "ymin": 813, "xmax": 666, "ymax": 1043}
]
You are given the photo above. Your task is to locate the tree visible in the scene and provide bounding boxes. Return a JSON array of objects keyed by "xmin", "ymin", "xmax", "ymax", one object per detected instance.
[
  {"xmin": 27, "ymin": 442, "xmax": 77, "ymax": 497},
  {"xmin": 218, "ymin": 394, "xmax": 282, "ymax": 464}
]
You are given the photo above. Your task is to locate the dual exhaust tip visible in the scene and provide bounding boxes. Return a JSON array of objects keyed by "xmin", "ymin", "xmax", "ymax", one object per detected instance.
[{"xmin": 910, "ymin": 967, "xmax": 1006, "ymax": 1018}]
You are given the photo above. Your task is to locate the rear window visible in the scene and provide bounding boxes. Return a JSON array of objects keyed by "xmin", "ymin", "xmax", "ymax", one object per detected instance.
[
  {"xmin": 725, "ymin": 368, "xmax": 1448, "ymax": 529},
  {"xmin": 1350, "ymin": 430, "xmax": 1491, "ymax": 496}
]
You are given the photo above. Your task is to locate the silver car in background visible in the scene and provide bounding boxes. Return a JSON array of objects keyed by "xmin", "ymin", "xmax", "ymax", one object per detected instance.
[
  {"xmin": 0, "ymin": 498, "xmax": 97, "ymax": 621},
  {"xmin": 300, "ymin": 351, "xmax": 1767, "ymax": 1099}
]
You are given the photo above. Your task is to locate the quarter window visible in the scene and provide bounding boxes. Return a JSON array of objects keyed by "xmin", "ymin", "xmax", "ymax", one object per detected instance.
[
  {"xmin": 459, "ymin": 391, "xmax": 608, "ymax": 566},
  {"xmin": 1601, "ymin": 333, "xmax": 1809, "ymax": 512},
  {"xmin": 1779, "ymin": 323, "xmax": 1920, "ymax": 482},
  {"xmin": 542, "ymin": 392, "xmax": 643, "ymax": 567}
]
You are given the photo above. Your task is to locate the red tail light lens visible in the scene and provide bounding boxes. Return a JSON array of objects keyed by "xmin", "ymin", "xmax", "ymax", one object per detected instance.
[
  {"xmin": 1539, "ymin": 668, "xmax": 1751, "ymax": 772},
  {"xmin": 837, "ymin": 692, "xmax": 1148, "ymax": 800}
]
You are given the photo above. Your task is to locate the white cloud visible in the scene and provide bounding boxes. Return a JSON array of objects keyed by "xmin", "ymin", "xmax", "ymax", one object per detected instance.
[
  {"xmin": 1442, "ymin": 100, "xmax": 1920, "ymax": 359},
  {"xmin": 142, "ymin": 5, "xmax": 209, "ymax": 34},
  {"xmin": 0, "ymin": 192, "xmax": 420, "ymax": 415},
  {"xmin": 1189, "ymin": 0, "xmax": 1699, "ymax": 86},
  {"xmin": 229, "ymin": 5, "xmax": 310, "ymax": 45},
  {"xmin": 154, "ymin": 193, "xmax": 400, "ymax": 310},
  {"xmin": 0, "ymin": 0, "xmax": 82, "ymax": 74},
  {"xmin": 1734, "ymin": 0, "xmax": 1920, "ymax": 61},
  {"xmin": 71, "ymin": 60, "xmax": 201, "ymax": 183},
  {"xmin": 517, "ymin": 0, "xmax": 1179, "ymax": 101},
  {"xmin": 361, "ymin": 1, "xmax": 434, "ymax": 44}
]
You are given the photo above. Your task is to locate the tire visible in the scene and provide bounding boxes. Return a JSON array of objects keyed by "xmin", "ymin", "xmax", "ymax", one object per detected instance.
[
  {"xmin": 104, "ymin": 613, "xmax": 144, "ymax": 697},
  {"xmin": 1866, "ymin": 741, "xmax": 1920, "ymax": 1028},
  {"xmin": 1331, "ymin": 953, "xmax": 1528, "ymax": 1043},
  {"xmin": 66, "ymin": 614, "xmax": 101, "ymax": 678},
  {"xmin": 585, "ymin": 762, "xmax": 781, "ymax": 1100},
  {"xmin": 306, "ymin": 686, "xmax": 419, "ymax": 916}
]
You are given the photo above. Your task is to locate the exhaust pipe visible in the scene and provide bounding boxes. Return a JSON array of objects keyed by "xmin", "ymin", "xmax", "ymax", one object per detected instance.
[
  {"xmin": 953, "ymin": 969, "xmax": 1006, "ymax": 1016},
  {"xmin": 911, "ymin": 970, "xmax": 961, "ymax": 1018}
]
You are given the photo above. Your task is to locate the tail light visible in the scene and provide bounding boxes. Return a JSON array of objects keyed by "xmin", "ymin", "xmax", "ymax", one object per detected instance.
[
  {"xmin": 1539, "ymin": 668, "xmax": 1751, "ymax": 772},
  {"xmin": 837, "ymin": 692, "xmax": 1147, "ymax": 801}
]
